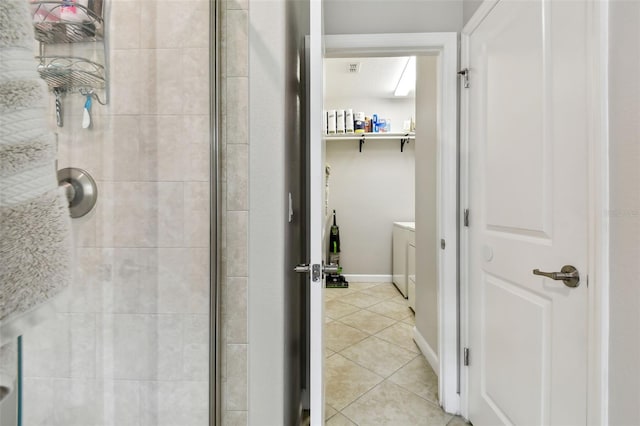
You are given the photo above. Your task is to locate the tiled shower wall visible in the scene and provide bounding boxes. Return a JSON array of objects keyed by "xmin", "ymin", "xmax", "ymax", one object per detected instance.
[
  {"xmin": 220, "ymin": 0, "xmax": 250, "ymax": 424},
  {"xmin": 22, "ymin": 0, "xmax": 212, "ymax": 424}
]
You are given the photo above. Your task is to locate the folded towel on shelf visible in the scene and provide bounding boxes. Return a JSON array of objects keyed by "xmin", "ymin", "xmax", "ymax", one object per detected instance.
[{"xmin": 0, "ymin": 0, "xmax": 72, "ymax": 340}]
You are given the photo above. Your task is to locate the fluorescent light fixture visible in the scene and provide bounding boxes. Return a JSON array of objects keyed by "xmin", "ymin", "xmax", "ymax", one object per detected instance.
[{"xmin": 394, "ymin": 56, "xmax": 416, "ymax": 97}]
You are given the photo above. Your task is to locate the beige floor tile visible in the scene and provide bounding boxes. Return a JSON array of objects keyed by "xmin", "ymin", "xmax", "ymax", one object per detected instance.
[
  {"xmin": 388, "ymin": 355, "xmax": 438, "ymax": 404},
  {"xmin": 325, "ymin": 404, "xmax": 338, "ymax": 420},
  {"xmin": 326, "ymin": 413, "xmax": 357, "ymax": 425},
  {"xmin": 338, "ymin": 291, "xmax": 383, "ymax": 309},
  {"xmin": 362, "ymin": 284, "xmax": 403, "ymax": 300},
  {"xmin": 326, "ymin": 348, "xmax": 335, "ymax": 358},
  {"xmin": 325, "ymin": 321, "xmax": 369, "ymax": 352},
  {"xmin": 339, "ymin": 310, "xmax": 397, "ymax": 335},
  {"xmin": 342, "ymin": 381, "xmax": 452, "ymax": 426},
  {"xmin": 326, "ymin": 300, "xmax": 361, "ymax": 320},
  {"xmin": 375, "ymin": 322, "xmax": 420, "ymax": 353},
  {"xmin": 367, "ymin": 300, "xmax": 412, "ymax": 321},
  {"xmin": 346, "ymin": 282, "xmax": 380, "ymax": 290},
  {"xmin": 341, "ymin": 336, "xmax": 417, "ymax": 378},
  {"xmin": 447, "ymin": 415, "xmax": 470, "ymax": 425},
  {"xmin": 402, "ymin": 314, "xmax": 416, "ymax": 326},
  {"xmin": 325, "ymin": 354, "xmax": 383, "ymax": 411},
  {"xmin": 389, "ymin": 294, "xmax": 409, "ymax": 305},
  {"xmin": 325, "ymin": 287, "xmax": 356, "ymax": 301}
]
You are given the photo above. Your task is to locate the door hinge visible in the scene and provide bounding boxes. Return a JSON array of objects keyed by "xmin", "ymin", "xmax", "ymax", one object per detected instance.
[
  {"xmin": 464, "ymin": 347, "xmax": 470, "ymax": 366},
  {"xmin": 458, "ymin": 68, "xmax": 469, "ymax": 88},
  {"xmin": 464, "ymin": 209, "xmax": 470, "ymax": 227}
]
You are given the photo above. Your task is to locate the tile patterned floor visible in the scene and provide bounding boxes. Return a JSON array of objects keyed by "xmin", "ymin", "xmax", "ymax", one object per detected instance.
[{"xmin": 324, "ymin": 282, "xmax": 468, "ymax": 426}]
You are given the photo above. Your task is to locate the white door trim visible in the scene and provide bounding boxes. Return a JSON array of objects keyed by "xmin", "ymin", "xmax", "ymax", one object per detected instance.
[
  {"xmin": 459, "ymin": 1, "xmax": 610, "ymax": 423},
  {"xmin": 324, "ymin": 32, "xmax": 460, "ymax": 414}
]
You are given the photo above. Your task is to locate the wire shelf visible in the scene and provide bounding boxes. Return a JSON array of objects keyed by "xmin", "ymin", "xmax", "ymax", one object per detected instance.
[
  {"xmin": 30, "ymin": 1, "xmax": 104, "ymax": 43},
  {"xmin": 37, "ymin": 56, "xmax": 106, "ymax": 92}
]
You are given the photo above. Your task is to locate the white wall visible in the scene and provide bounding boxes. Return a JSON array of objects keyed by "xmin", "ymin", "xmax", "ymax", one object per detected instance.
[
  {"xmin": 414, "ymin": 56, "xmax": 439, "ymax": 357},
  {"xmin": 608, "ymin": 2, "xmax": 640, "ymax": 424},
  {"xmin": 325, "ymin": 139, "xmax": 415, "ymax": 275},
  {"xmin": 249, "ymin": 0, "xmax": 286, "ymax": 423},
  {"xmin": 324, "ymin": 0, "xmax": 463, "ymax": 34},
  {"xmin": 462, "ymin": 0, "xmax": 483, "ymax": 25}
]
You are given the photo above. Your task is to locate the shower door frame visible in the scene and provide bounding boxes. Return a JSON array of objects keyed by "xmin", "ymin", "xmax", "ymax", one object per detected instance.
[{"xmin": 210, "ymin": 0, "xmax": 221, "ymax": 424}]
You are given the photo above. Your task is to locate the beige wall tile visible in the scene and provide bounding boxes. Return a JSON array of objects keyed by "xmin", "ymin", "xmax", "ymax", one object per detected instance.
[
  {"xmin": 139, "ymin": 115, "xmax": 186, "ymax": 181},
  {"xmin": 225, "ymin": 277, "xmax": 247, "ymax": 343},
  {"xmin": 96, "ymin": 182, "xmax": 184, "ymax": 247},
  {"xmin": 69, "ymin": 314, "xmax": 97, "ymax": 378},
  {"xmin": 71, "ymin": 209, "xmax": 98, "ymax": 248},
  {"xmin": 184, "ymin": 182, "xmax": 210, "ymax": 248},
  {"xmin": 69, "ymin": 248, "xmax": 109, "ymax": 313},
  {"xmin": 223, "ymin": 411, "xmax": 248, "ymax": 426},
  {"xmin": 226, "ymin": 144, "xmax": 248, "ymax": 211},
  {"xmin": 226, "ymin": 0, "xmax": 248, "ymax": 11},
  {"xmin": 101, "ymin": 380, "xmax": 141, "ymax": 426},
  {"xmin": 157, "ymin": 182, "xmax": 186, "ymax": 246},
  {"xmin": 225, "ymin": 344, "xmax": 247, "ymax": 410},
  {"xmin": 102, "ymin": 115, "xmax": 140, "ymax": 182},
  {"xmin": 226, "ymin": 211, "xmax": 248, "ymax": 277},
  {"xmin": 226, "ymin": 77, "xmax": 248, "ymax": 144},
  {"xmin": 226, "ymin": 10, "xmax": 248, "ymax": 77},
  {"xmin": 140, "ymin": 2, "xmax": 209, "ymax": 50},
  {"xmin": 139, "ymin": 50, "xmax": 184, "ymax": 115},
  {"xmin": 158, "ymin": 248, "xmax": 210, "ymax": 314},
  {"xmin": 140, "ymin": 380, "xmax": 209, "ymax": 426},
  {"xmin": 51, "ymin": 379, "xmax": 105, "ymax": 426},
  {"xmin": 22, "ymin": 313, "xmax": 71, "ymax": 378},
  {"xmin": 109, "ymin": 2, "xmax": 141, "ymax": 49},
  {"xmin": 183, "ymin": 314, "xmax": 210, "ymax": 381},
  {"xmin": 99, "ymin": 314, "xmax": 184, "ymax": 380},
  {"xmin": 108, "ymin": 50, "xmax": 143, "ymax": 115}
]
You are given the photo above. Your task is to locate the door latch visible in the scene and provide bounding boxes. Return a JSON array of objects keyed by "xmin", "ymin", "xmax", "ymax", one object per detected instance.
[{"xmin": 294, "ymin": 263, "xmax": 340, "ymax": 282}]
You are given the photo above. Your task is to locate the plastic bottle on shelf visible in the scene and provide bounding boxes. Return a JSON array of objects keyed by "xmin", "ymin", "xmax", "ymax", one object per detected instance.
[
  {"xmin": 336, "ymin": 109, "xmax": 345, "ymax": 133},
  {"xmin": 345, "ymin": 109, "xmax": 354, "ymax": 133},
  {"xmin": 354, "ymin": 112, "xmax": 365, "ymax": 134}
]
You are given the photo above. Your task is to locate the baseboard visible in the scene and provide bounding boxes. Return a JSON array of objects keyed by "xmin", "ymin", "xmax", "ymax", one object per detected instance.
[
  {"xmin": 413, "ymin": 326, "xmax": 439, "ymax": 376},
  {"xmin": 342, "ymin": 274, "xmax": 392, "ymax": 283}
]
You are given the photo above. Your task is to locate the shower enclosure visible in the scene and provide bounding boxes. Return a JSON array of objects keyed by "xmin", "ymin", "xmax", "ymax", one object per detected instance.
[{"xmin": 1, "ymin": 0, "xmax": 220, "ymax": 424}]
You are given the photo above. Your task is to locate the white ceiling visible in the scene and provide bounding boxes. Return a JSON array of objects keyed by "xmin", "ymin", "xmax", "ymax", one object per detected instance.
[{"xmin": 325, "ymin": 56, "xmax": 415, "ymax": 100}]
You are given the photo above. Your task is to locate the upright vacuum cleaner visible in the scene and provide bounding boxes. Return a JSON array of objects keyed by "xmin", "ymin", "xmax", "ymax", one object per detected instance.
[{"xmin": 326, "ymin": 210, "xmax": 349, "ymax": 288}]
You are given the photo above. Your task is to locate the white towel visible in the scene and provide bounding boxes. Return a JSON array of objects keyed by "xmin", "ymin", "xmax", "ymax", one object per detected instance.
[{"xmin": 0, "ymin": 0, "xmax": 72, "ymax": 397}]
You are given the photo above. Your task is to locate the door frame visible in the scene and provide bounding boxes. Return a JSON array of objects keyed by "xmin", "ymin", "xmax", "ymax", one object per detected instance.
[
  {"xmin": 458, "ymin": 1, "xmax": 610, "ymax": 423},
  {"xmin": 324, "ymin": 32, "xmax": 460, "ymax": 414}
]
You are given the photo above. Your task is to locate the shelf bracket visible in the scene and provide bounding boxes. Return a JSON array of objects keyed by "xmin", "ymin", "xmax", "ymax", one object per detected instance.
[
  {"xmin": 400, "ymin": 135, "xmax": 410, "ymax": 152},
  {"xmin": 359, "ymin": 136, "xmax": 365, "ymax": 153}
]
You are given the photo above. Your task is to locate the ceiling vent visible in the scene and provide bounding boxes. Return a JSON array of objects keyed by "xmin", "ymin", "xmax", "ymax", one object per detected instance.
[{"xmin": 348, "ymin": 62, "xmax": 360, "ymax": 73}]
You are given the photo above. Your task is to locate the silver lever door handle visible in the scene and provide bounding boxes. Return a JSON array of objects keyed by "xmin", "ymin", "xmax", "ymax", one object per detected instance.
[
  {"xmin": 294, "ymin": 264, "xmax": 310, "ymax": 273},
  {"xmin": 323, "ymin": 263, "xmax": 339, "ymax": 275},
  {"xmin": 532, "ymin": 265, "xmax": 580, "ymax": 288}
]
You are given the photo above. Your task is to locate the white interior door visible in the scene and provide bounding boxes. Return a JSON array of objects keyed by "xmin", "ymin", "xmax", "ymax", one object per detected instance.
[
  {"xmin": 308, "ymin": 0, "xmax": 325, "ymax": 424},
  {"xmin": 466, "ymin": 1, "xmax": 589, "ymax": 425}
]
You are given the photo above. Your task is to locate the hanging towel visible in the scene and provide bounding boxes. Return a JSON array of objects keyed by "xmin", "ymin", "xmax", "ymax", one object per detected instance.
[{"xmin": 0, "ymin": 0, "xmax": 72, "ymax": 355}]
